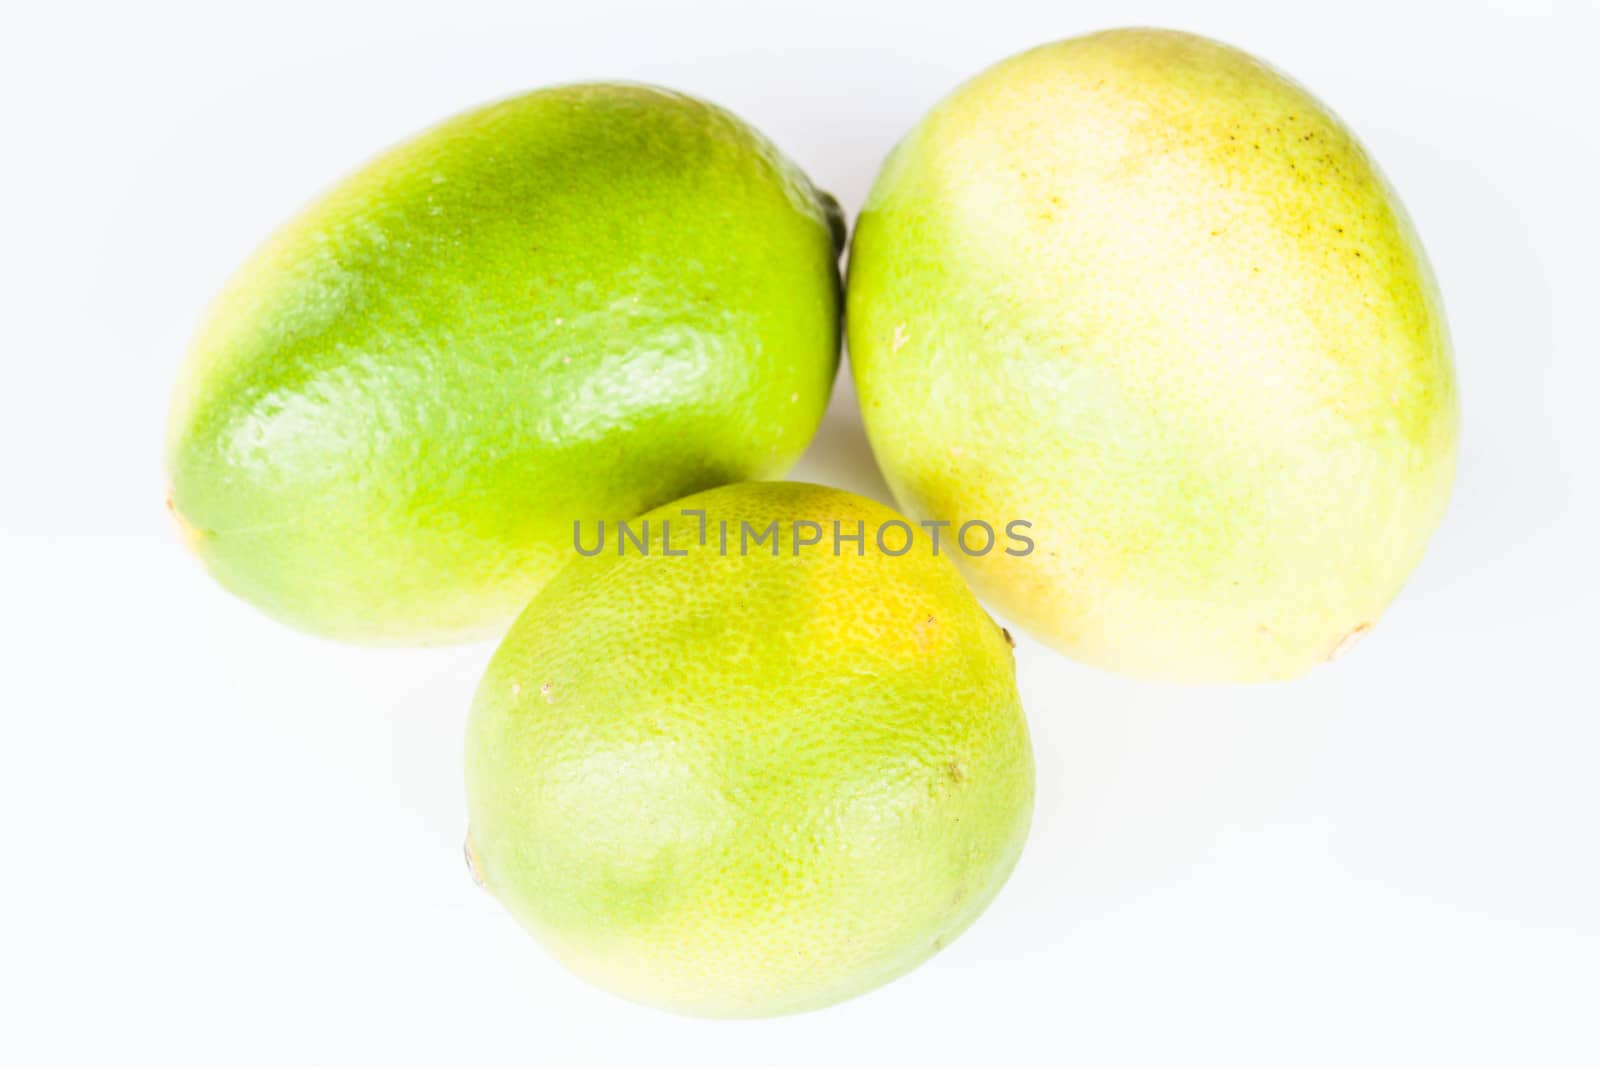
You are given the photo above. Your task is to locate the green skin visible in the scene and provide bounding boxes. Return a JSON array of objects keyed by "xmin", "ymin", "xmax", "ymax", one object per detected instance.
[
  {"xmin": 465, "ymin": 482, "xmax": 1034, "ymax": 1017},
  {"xmin": 847, "ymin": 29, "xmax": 1459, "ymax": 682},
  {"xmin": 166, "ymin": 84, "xmax": 842, "ymax": 643}
]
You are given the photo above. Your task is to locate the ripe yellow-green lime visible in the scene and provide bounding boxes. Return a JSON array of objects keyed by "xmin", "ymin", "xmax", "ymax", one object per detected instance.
[
  {"xmin": 464, "ymin": 482, "xmax": 1034, "ymax": 1017},
  {"xmin": 847, "ymin": 29, "xmax": 1458, "ymax": 682},
  {"xmin": 166, "ymin": 84, "xmax": 843, "ymax": 643}
]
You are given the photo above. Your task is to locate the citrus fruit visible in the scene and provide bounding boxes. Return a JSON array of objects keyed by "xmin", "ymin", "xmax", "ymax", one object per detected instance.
[
  {"xmin": 166, "ymin": 84, "xmax": 842, "ymax": 642},
  {"xmin": 847, "ymin": 29, "xmax": 1458, "ymax": 681},
  {"xmin": 464, "ymin": 481, "xmax": 1034, "ymax": 1016}
]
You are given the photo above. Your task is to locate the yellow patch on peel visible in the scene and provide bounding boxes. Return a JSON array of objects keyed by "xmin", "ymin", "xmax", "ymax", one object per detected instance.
[{"xmin": 166, "ymin": 489, "xmax": 208, "ymax": 556}]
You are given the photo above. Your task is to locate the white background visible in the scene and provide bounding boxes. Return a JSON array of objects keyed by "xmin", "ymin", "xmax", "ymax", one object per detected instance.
[{"xmin": 3, "ymin": 1, "xmax": 1597, "ymax": 1063}]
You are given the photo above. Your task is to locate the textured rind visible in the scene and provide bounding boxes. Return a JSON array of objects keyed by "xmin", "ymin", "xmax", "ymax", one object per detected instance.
[
  {"xmin": 166, "ymin": 84, "xmax": 841, "ymax": 643},
  {"xmin": 464, "ymin": 482, "xmax": 1034, "ymax": 1017},
  {"xmin": 847, "ymin": 29, "xmax": 1458, "ymax": 682}
]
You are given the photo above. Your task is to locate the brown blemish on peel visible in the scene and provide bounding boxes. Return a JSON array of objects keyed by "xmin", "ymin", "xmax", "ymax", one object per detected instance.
[
  {"xmin": 166, "ymin": 488, "xmax": 207, "ymax": 555},
  {"xmin": 1328, "ymin": 623, "xmax": 1372, "ymax": 662},
  {"xmin": 913, "ymin": 614, "xmax": 940, "ymax": 652},
  {"xmin": 463, "ymin": 833, "xmax": 487, "ymax": 890}
]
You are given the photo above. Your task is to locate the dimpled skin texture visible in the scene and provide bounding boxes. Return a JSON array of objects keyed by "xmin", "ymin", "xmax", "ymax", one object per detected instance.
[
  {"xmin": 464, "ymin": 482, "xmax": 1033, "ymax": 1017},
  {"xmin": 166, "ymin": 84, "xmax": 841, "ymax": 643},
  {"xmin": 847, "ymin": 29, "xmax": 1459, "ymax": 682}
]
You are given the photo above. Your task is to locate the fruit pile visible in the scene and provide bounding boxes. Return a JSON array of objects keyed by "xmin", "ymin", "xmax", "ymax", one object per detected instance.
[{"xmin": 165, "ymin": 29, "xmax": 1457, "ymax": 1017}]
